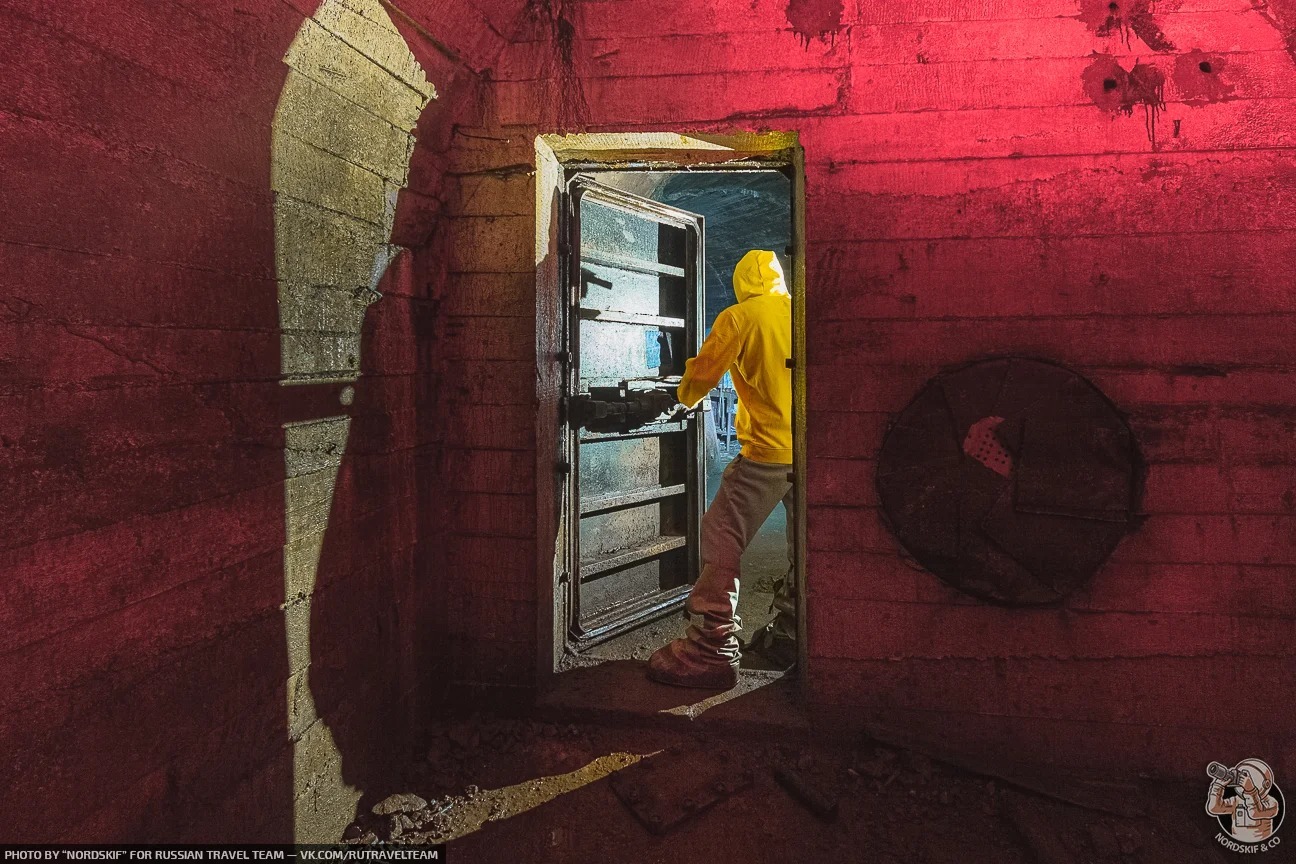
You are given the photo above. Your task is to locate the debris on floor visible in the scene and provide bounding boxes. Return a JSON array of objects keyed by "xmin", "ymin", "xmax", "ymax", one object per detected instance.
[{"xmin": 339, "ymin": 711, "xmax": 1236, "ymax": 863}]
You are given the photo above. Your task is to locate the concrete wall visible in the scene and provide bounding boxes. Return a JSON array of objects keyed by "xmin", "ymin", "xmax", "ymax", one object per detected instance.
[
  {"xmin": 427, "ymin": 135, "xmax": 542, "ymax": 692},
  {"xmin": 1, "ymin": 0, "xmax": 519, "ymax": 841},
  {"xmin": 7, "ymin": 0, "xmax": 1296, "ymax": 842},
  {"xmin": 437, "ymin": 0, "xmax": 1296, "ymax": 780}
]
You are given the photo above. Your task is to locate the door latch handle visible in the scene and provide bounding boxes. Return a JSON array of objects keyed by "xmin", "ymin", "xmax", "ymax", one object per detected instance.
[{"xmin": 572, "ymin": 386, "xmax": 677, "ymax": 433}]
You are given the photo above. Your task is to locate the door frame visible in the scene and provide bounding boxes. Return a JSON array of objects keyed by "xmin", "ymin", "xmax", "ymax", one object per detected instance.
[{"xmin": 535, "ymin": 132, "xmax": 808, "ymax": 684}]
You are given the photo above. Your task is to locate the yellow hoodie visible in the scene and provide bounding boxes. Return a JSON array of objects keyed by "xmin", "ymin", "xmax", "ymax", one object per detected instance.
[{"xmin": 678, "ymin": 250, "xmax": 792, "ymax": 465}]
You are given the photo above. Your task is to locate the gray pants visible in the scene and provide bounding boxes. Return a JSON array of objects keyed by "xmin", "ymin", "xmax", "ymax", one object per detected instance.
[{"xmin": 684, "ymin": 455, "xmax": 796, "ymax": 665}]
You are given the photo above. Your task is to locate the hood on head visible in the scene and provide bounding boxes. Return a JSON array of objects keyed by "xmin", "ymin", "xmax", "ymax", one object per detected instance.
[{"xmin": 732, "ymin": 249, "xmax": 788, "ymax": 303}]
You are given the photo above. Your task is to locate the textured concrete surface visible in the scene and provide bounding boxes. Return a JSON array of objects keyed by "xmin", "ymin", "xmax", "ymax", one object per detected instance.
[
  {"xmin": 1, "ymin": 0, "xmax": 518, "ymax": 842},
  {"xmin": 9, "ymin": 0, "xmax": 1296, "ymax": 844}
]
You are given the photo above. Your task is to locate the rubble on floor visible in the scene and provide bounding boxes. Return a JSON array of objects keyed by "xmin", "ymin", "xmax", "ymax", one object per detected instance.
[{"xmin": 340, "ymin": 712, "xmax": 1237, "ymax": 863}]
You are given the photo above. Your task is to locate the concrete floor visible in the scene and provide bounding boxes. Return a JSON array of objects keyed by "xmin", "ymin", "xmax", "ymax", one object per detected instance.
[
  {"xmin": 583, "ymin": 444, "xmax": 791, "ymax": 669},
  {"xmin": 345, "ymin": 712, "xmax": 1236, "ymax": 864},
  {"xmin": 340, "ymin": 450, "xmax": 1233, "ymax": 863}
]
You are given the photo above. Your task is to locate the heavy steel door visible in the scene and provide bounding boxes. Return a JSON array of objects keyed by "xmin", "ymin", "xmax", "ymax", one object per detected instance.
[{"xmin": 563, "ymin": 178, "xmax": 706, "ymax": 646}]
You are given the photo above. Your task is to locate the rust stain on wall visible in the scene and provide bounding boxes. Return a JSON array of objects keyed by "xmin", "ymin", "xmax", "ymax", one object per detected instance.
[
  {"xmin": 1077, "ymin": 0, "xmax": 1176, "ymax": 51},
  {"xmin": 1173, "ymin": 50, "xmax": 1235, "ymax": 105},
  {"xmin": 786, "ymin": 0, "xmax": 844, "ymax": 47},
  {"xmin": 1083, "ymin": 54, "xmax": 1167, "ymax": 145}
]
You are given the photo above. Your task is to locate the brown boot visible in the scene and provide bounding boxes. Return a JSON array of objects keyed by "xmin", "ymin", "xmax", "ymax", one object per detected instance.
[{"xmin": 646, "ymin": 639, "xmax": 739, "ymax": 690}]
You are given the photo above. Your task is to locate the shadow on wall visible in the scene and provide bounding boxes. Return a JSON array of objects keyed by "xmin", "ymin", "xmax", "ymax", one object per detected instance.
[
  {"xmin": 272, "ymin": 0, "xmax": 436, "ymax": 840},
  {"xmin": 2, "ymin": 0, "xmax": 306, "ymax": 838},
  {"xmin": 305, "ymin": 262, "xmax": 419, "ymax": 826}
]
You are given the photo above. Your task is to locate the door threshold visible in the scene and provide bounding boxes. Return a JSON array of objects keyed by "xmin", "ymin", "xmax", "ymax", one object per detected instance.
[{"xmin": 538, "ymin": 658, "xmax": 808, "ymax": 734}]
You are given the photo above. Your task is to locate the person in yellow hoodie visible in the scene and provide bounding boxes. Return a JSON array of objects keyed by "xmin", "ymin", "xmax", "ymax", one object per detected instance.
[{"xmin": 648, "ymin": 249, "xmax": 796, "ymax": 690}]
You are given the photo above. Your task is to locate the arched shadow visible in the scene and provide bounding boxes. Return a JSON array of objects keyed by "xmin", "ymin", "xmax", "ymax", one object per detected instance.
[{"xmin": 305, "ymin": 261, "xmax": 418, "ymax": 819}]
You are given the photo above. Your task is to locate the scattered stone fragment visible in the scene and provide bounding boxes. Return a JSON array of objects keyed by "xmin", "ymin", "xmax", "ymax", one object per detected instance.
[
  {"xmin": 341, "ymin": 711, "xmax": 1208, "ymax": 861},
  {"xmin": 388, "ymin": 812, "xmax": 416, "ymax": 840},
  {"xmin": 373, "ymin": 792, "xmax": 429, "ymax": 816}
]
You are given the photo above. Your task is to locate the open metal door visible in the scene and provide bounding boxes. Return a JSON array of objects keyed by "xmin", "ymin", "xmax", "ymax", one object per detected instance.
[{"xmin": 562, "ymin": 177, "xmax": 705, "ymax": 647}]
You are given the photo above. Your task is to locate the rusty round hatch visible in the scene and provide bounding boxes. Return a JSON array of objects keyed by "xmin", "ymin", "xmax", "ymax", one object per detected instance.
[{"xmin": 876, "ymin": 358, "xmax": 1142, "ymax": 605}]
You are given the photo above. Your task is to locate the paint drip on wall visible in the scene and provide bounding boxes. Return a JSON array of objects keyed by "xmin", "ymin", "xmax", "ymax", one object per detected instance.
[
  {"xmin": 1077, "ymin": 0, "xmax": 1176, "ymax": 51},
  {"xmin": 786, "ymin": 0, "xmax": 844, "ymax": 47},
  {"xmin": 1083, "ymin": 54, "xmax": 1167, "ymax": 145}
]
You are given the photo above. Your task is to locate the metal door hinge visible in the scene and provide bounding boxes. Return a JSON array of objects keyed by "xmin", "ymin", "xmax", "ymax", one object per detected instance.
[{"xmin": 785, "ymin": 358, "xmax": 795, "ymax": 369}]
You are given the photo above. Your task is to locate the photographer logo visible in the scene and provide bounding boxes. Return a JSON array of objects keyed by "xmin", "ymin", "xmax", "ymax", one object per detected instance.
[{"xmin": 1206, "ymin": 759, "xmax": 1284, "ymax": 853}]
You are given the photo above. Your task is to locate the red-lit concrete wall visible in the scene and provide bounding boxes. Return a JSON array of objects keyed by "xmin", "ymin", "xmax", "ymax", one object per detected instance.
[
  {"xmin": 438, "ymin": 0, "xmax": 1296, "ymax": 779},
  {"xmin": 1, "ymin": 0, "xmax": 518, "ymax": 840},
  {"xmin": 7, "ymin": 0, "xmax": 1296, "ymax": 841}
]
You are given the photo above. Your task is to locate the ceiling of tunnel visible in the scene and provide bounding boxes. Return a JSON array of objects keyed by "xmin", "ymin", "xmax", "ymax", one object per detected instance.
[{"xmin": 588, "ymin": 170, "xmax": 792, "ymax": 329}]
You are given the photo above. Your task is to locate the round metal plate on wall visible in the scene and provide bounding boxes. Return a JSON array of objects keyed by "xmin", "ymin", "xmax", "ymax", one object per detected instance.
[{"xmin": 876, "ymin": 358, "xmax": 1143, "ymax": 606}]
